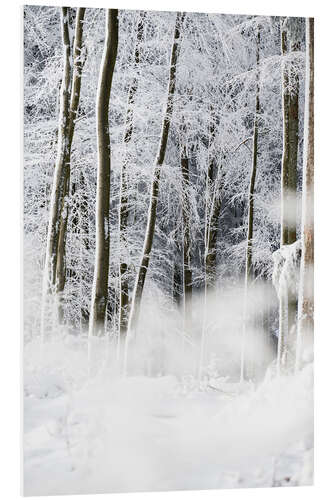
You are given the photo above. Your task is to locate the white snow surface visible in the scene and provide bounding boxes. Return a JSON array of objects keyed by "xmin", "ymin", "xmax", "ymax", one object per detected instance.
[
  {"xmin": 272, "ymin": 240, "xmax": 302, "ymax": 300},
  {"xmin": 24, "ymin": 337, "xmax": 313, "ymax": 496}
]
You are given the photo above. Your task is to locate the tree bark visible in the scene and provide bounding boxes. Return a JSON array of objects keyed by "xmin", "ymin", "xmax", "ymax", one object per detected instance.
[
  {"xmin": 206, "ymin": 162, "xmax": 223, "ymax": 290},
  {"xmin": 205, "ymin": 109, "xmax": 223, "ymax": 291},
  {"xmin": 119, "ymin": 13, "xmax": 145, "ymax": 335},
  {"xmin": 127, "ymin": 12, "xmax": 185, "ymax": 334},
  {"xmin": 180, "ymin": 137, "xmax": 192, "ymax": 332},
  {"xmin": 240, "ymin": 27, "xmax": 260, "ymax": 382},
  {"xmin": 296, "ymin": 17, "xmax": 314, "ymax": 369},
  {"xmin": 278, "ymin": 17, "xmax": 300, "ymax": 372},
  {"xmin": 89, "ymin": 9, "xmax": 119, "ymax": 336},
  {"xmin": 55, "ymin": 8, "xmax": 86, "ymax": 321},
  {"xmin": 40, "ymin": 8, "xmax": 73, "ymax": 339}
]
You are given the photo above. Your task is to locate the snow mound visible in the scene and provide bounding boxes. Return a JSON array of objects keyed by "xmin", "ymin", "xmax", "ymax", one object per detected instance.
[
  {"xmin": 272, "ymin": 239, "xmax": 302, "ymax": 299},
  {"xmin": 24, "ymin": 338, "xmax": 313, "ymax": 495}
]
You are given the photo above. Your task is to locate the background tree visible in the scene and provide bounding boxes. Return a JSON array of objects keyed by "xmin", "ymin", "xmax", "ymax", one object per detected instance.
[
  {"xmin": 118, "ymin": 12, "xmax": 145, "ymax": 336},
  {"xmin": 56, "ymin": 8, "xmax": 86, "ymax": 319},
  {"xmin": 277, "ymin": 17, "xmax": 301, "ymax": 372},
  {"xmin": 41, "ymin": 7, "xmax": 86, "ymax": 337},
  {"xmin": 127, "ymin": 12, "xmax": 185, "ymax": 335},
  {"xmin": 296, "ymin": 17, "xmax": 314, "ymax": 370},
  {"xmin": 240, "ymin": 25, "xmax": 261, "ymax": 382},
  {"xmin": 24, "ymin": 8, "xmax": 306, "ymax": 382}
]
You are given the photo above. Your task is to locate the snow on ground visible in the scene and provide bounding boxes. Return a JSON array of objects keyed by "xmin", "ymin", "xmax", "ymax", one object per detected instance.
[{"xmin": 23, "ymin": 337, "xmax": 313, "ymax": 496}]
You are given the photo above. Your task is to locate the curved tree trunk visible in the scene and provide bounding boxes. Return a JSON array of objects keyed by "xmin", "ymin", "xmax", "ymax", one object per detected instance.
[
  {"xmin": 127, "ymin": 12, "xmax": 185, "ymax": 335},
  {"xmin": 89, "ymin": 9, "xmax": 119, "ymax": 337},
  {"xmin": 119, "ymin": 12, "xmax": 145, "ymax": 336},
  {"xmin": 296, "ymin": 17, "xmax": 314, "ymax": 370},
  {"xmin": 40, "ymin": 7, "xmax": 72, "ymax": 340}
]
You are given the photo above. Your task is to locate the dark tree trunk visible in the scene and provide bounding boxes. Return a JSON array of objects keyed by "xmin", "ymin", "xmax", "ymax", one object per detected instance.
[
  {"xmin": 41, "ymin": 8, "xmax": 75, "ymax": 339},
  {"xmin": 296, "ymin": 17, "xmax": 314, "ymax": 369},
  {"xmin": 127, "ymin": 12, "xmax": 185, "ymax": 334},
  {"xmin": 180, "ymin": 140, "xmax": 192, "ymax": 331},
  {"xmin": 89, "ymin": 9, "xmax": 119, "ymax": 336},
  {"xmin": 173, "ymin": 227, "xmax": 182, "ymax": 307},
  {"xmin": 206, "ymin": 159, "xmax": 223, "ymax": 291},
  {"xmin": 119, "ymin": 13, "xmax": 145, "ymax": 335},
  {"xmin": 245, "ymin": 30, "xmax": 260, "ymax": 283},
  {"xmin": 240, "ymin": 27, "xmax": 260, "ymax": 382},
  {"xmin": 55, "ymin": 8, "xmax": 86, "ymax": 322},
  {"xmin": 278, "ymin": 17, "xmax": 301, "ymax": 372},
  {"xmin": 43, "ymin": 7, "xmax": 71, "ymax": 291}
]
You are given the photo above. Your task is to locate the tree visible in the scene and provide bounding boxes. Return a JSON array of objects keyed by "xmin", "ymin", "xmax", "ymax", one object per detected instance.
[
  {"xmin": 240, "ymin": 26, "xmax": 261, "ymax": 382},
  {"xmin": 89, "ymin": 9, "xmax": 119, "ymax": 336},
  {"xmin": 296, "ymin": 17, "xmax": 314, "ymax": 370},
  {"xmin": 119, "ymin": 12, "xmax": 145, "ymax": 335},
  {"xmin": 277, "ymin": 17, "xmax": 301, "ymax": 372},
  {"xmin": 56, "ymin": 8, "xmax": 86, "ymax": 318},
  {"xmin": 127, "ymin": 12, "xmax": 185, "ymax": 335},
  {"xmin": 41, "ymin": 7, "xmax": 86, "ymax": 338},
  {"xmin": 205, "ymin": 149, "xmax": 223, "ymax": 290},
  {"xmin": 180, "ymin": 123, "xmax": 192, "ymax": 333}
]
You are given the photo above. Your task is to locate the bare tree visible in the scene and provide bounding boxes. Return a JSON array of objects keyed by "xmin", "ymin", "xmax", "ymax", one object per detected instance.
[
  {"xmin": 240, "ymin": 26, "xmax": 260, "ymax": 382},
  {"xmin": 119, "ymin": 13, "xmax": 145, "ymax": 335},
  {"xmin": 180, "ymin": 126, "xmax": 192, "ymax": 333},
  {"xmin": 127, "ymin": 12, "xmax": 185, "ymax": 335},
  {"xmin": 278, "ymin": 17, "xmax": 301, "ymax": 372},
  {"xmin": 89, "ymin": 9, "xmax": 119, "ymax": 336},
  {"xmin": 56, "ymin": 8, "xmax": 86, "ymax": 318},
  {"xmin": 205, "ymin": 163, "xmax": 223, "ymax": 290},
  {"xmin": 41, "ymin": 7, "xmax": 86, "ymax": 338},
  {"xmin": 296, "ymin": 17, "xmax": 314, "ymax": 370}
]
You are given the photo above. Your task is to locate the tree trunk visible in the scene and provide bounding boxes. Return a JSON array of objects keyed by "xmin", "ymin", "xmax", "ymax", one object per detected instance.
[
  {"xmin": 55, "ymin": 8, "xmax": 86, "ymax": 322},
  {"xmin": 278, "ymin": 17, "xmax": 300, "ymax": 372},
  {"xmin": 119, "ymin": 13, "xmax": 145, "ymax": 335},
  {"xmin": 172, "ymin": 225, "xmax": 182, "ymax": 307},
  {"xmin": 206, "ymin": 162, "xmax": 223, "ymax": 291},
  {"xmin": 89, "ymin": 9, "xmax": 119, "ymax": 336},
  {"xmin": 127, "ymin": 12, "xmax": 185, "ymax": 334},
  {"xmin": 240, "ymin": 27, "xmax": 260, "ymax": 382},
  {"xmin": 40, "ymin": 7, "xmax": 73, "ymax": 340},
  {"xmin": 296, "ymin": 17, "xmax": 314, "ymax": 369},
  {"xmin": 180, "ymin": 139, "xmax": 192, "ymax": 333}
]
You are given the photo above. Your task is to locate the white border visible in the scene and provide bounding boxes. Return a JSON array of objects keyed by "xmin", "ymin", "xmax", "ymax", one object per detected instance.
[{"xmin": 0, "ymin": 1, "xmax": 332, "ymax": 499}]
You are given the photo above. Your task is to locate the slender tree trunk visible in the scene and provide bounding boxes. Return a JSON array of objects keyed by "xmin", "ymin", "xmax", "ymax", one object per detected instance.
[
  {"xmin": 206, "ymin": 163, "xmax": 223, "ymax": 291},
  {"xmin": 180, "ymin": 137, "xmax": 192, "ymax": 333},
  {"xmin": 172, "ymin": 223, "xmax": 183, "ymax": 308},
  {"xmin": 296, "ymin": 17, "xmax": 314, "ymax": 370},
  {"xmin": 56, "ymin": 7, "xmax": 86, "ymax": 311},
  {"xmin": 89, "ymin": 9, "xmax": 119, "ymax": 337},
  {"xmin": 127, "ymin": 12, "xmax": 185, "ymax": 335},
  {"xmin": 119, "ymin": 13, "xmax": 145, "ymax": 335},
  {"xmin": 278, "ymin": 17, "xmax": 300, "ymax": 372},
  {"xmin": 173, "ymin": 263, "xmax": 182, "ymax": 307},
  {"xmin": 240, "ymin": 27, "xmax": 260, "ymax": 382},
  {"xmin": 40, "ymin": 8, "xmax": 72, "ymax": 340},
  {"xmin": 280, "ymin": 20, "xmax": 290, "ymax": 247},
  {"xmin": 205, "ymin": 109, "xmax": 223, "ymax": 291}
]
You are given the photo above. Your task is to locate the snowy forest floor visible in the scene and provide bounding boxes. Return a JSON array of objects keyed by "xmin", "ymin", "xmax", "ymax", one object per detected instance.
[{"xmin": 23, "ymin": 336, "xmax": 313, "ymax": 496}]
